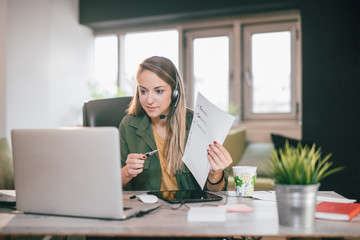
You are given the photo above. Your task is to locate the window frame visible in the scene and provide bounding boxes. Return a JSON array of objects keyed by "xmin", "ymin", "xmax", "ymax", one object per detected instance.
[
  {"xmin": 184, "ymin": 27, "xmax": 234, "ymax": 109},
  {"xmin": 242, "ymin": 20, "xmax": 300, "ymax": 120}
]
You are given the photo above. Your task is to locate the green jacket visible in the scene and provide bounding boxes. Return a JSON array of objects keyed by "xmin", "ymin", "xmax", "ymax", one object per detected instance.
[{"xmin": 119, "ymin": 110, "xmax": 228, "ymax": 191}]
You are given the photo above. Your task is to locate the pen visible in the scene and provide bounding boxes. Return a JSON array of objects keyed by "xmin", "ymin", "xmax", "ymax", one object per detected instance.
[{"xmin": 144, "ymin": 149, "xmax": 159, "ymax": 157}]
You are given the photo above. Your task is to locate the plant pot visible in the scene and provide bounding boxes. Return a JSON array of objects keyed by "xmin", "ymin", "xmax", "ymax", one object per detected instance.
[{"xmin": 275, "ymin": 183, "xmax": 319, "ymax": 228}]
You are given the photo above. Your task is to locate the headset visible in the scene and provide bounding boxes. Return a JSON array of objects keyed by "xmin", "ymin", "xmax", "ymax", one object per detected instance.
[
  {"xmin": 171, "ymin": 68, "xmax": 180, "ymax": 108},
  {"xmin": 159, "ymin": 65, "xmax": 180, "ymax": 120}
]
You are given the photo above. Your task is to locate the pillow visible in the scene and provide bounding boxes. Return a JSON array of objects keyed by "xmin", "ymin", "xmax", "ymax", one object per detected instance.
[
  {"xmin": 0, "ymin": 138, "xmax": 15, "ymax": 189},
  {"xmin": 270, "ymin": 133, "xmax": 315, "ymax": 151}
]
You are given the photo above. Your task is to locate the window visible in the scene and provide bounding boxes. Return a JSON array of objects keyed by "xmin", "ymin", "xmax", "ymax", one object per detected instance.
[
  {"xmin": 121, "ymin": 30, "xmax": 179, "ymax": 96},
  {"xmin": 185, "ymin": 28, "xmax": 232, "ymax": 111},
  {"xmin": 93, "ymin": 35, "xmax": 118, "ymax": 98},
  {"xmin": 243, "ymin": 21, "xmax": 299, "ymax": 120},
  {"xmin": 93, "ymin": 30, "xmax": 178, "ymax": 98},
  {"xmin": 93, "ymin": 11, "xmax": 301, "ymax": 128}
]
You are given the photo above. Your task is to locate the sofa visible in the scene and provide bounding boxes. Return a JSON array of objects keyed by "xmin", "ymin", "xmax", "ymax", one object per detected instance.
[
  {"xmin": 1, "ymin": 129, "xmax": 274, "ymax": 191},
  {"xmin": 0, "ymin": 138, "xmax": 15, "ymax": 189},
  {"xmin": 223, "ymin": 127, "xmax": 274, "ymax": 191}
]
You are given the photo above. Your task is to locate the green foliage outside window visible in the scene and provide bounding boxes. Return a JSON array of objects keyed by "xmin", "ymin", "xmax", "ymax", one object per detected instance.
[{"xmin": 88, "ymin": 82, "xmax": 126, "ymax": 99}]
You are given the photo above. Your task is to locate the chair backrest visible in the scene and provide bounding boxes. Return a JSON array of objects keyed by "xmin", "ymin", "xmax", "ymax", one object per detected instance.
[{"xmin": 83, "ymin": 96, "xmax": 133, "ymax": 128}]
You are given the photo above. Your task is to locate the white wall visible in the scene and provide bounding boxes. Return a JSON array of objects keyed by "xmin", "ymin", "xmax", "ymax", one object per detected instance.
[
  {"xmin": 3, "ymin": 0, "xmax": 94, "ymax": 141},
  {"xmin": 0, "ymin": 0, "xmax": 7, "ymax": 137},
  {"xmin": 7, "ymin": 0, "xmax": 51, "ymax": 133},
  {"xmin": 49, "ymin": 0, "xmax": 94, "ymax": 127}
]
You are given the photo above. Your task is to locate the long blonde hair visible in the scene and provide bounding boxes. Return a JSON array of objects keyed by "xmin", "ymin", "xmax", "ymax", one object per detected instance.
[{"xmin": 127, "ymin": 56, "xmax": 187, "ymax": 173}]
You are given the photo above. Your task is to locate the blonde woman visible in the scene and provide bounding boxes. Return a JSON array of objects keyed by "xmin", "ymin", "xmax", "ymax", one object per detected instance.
[{"xmin": 119, "ymin": 56, "xmax": 232, "ymax": 191}]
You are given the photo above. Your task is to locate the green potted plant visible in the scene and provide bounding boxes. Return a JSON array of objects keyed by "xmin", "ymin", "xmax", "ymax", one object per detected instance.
[{"xmin": 269, "ymin": 141, "xmax": 344, "ymax": 228}]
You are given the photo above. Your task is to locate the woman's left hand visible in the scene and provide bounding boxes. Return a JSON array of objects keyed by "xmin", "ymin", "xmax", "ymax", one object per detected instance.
[{"xmin": 207, "ymin": 141, "xmax": 232, "ymax": 184}]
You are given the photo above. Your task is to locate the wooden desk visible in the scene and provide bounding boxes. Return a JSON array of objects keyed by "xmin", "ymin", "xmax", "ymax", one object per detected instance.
[{"xmin": 0, "ymin": 191, "xmax": 359, "ymax": 239}]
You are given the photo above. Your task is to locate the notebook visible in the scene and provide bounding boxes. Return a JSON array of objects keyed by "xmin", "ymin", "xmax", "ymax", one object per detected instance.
[
  {"xmin": 316, "ymin": 201, "xmax": 360, "ymax": 221},
  {"xmin": 11, "ymin": 127, "xmax": 160, "ymax": 220}
]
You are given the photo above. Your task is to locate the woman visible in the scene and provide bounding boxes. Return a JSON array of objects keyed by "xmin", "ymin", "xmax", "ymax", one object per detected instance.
[{"xmin": 119, "ymin": 56, "xmax": 232, "ymax": 191}]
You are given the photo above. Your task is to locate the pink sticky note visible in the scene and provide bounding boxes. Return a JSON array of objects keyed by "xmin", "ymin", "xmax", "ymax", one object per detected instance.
[{"xmin": 218, "ymin": 204, "xmax": 253, "ymax": 213}]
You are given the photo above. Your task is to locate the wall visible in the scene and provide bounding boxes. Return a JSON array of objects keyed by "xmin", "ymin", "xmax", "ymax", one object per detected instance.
[
  {"xmin": 79, "ymin": 0, "xmax": 360, "ymax": 201},
  {"xmin": 0, "ymin": 0, "xmax": 6, "ymax": 137},
  {"xmin": 3, "ymin": 0, "xmax": 94, "ymax": 141},
  {"xmin": 301, "ymin": 0, "xmax": 360, "ymax": 202},
  {"xmin": 7, "ymin": 0, "xmax": 51, "ymax": 133},
  {"xmin": 48, "ymin": 0, "xmax": 94, "ymax": 127}
]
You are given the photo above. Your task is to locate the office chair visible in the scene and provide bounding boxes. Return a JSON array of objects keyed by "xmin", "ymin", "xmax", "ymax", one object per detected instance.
[{"xmin": 83, "ymin": 96, "xmax": 133, "ymax": 128}]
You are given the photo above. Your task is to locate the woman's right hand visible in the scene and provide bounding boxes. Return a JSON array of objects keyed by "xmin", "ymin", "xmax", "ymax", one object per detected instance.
[{"xmin": 124, "ymin": 153, "xmax": 147, "ymax": 179}]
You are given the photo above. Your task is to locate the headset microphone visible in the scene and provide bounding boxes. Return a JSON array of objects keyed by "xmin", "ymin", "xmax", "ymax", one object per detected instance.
[{"xmin": 159, "ymin": 114, "xmax": 167, "ymax": 119}]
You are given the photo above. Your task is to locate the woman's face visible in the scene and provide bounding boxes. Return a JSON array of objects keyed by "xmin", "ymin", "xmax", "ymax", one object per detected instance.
[{"xmin": 138, "ymin": 70, "xmax": 172, "ymax": 119}]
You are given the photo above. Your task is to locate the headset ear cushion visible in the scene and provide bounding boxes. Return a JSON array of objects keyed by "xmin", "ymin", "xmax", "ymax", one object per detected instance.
[
  {"xmin": 172, "ymin": 89, "xmax": 180, "ymax": 108},
  {"xmin": 172, "ymin": 89, "xmax": 179, "ymax": 100}
]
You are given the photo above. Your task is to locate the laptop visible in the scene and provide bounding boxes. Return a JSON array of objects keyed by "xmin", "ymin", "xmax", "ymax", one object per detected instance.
[{"xmin": 11, "ymin": 127, "xmax": 160, "ymax": 220}]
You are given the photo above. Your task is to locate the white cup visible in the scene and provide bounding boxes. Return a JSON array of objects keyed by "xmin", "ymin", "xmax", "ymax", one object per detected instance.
[{"xmin": 232, "ymin": 166, "xmax": 257, "ymax": 197}]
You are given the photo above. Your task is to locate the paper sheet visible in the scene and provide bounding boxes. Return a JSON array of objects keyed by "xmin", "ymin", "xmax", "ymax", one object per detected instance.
[
  {"xmin": 182, "ymin": 92, "xmax": 235, "ymax": 188},
  {"xmin": 253, "ymin": 191, "xmax": 357, "ymax": 203}
]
